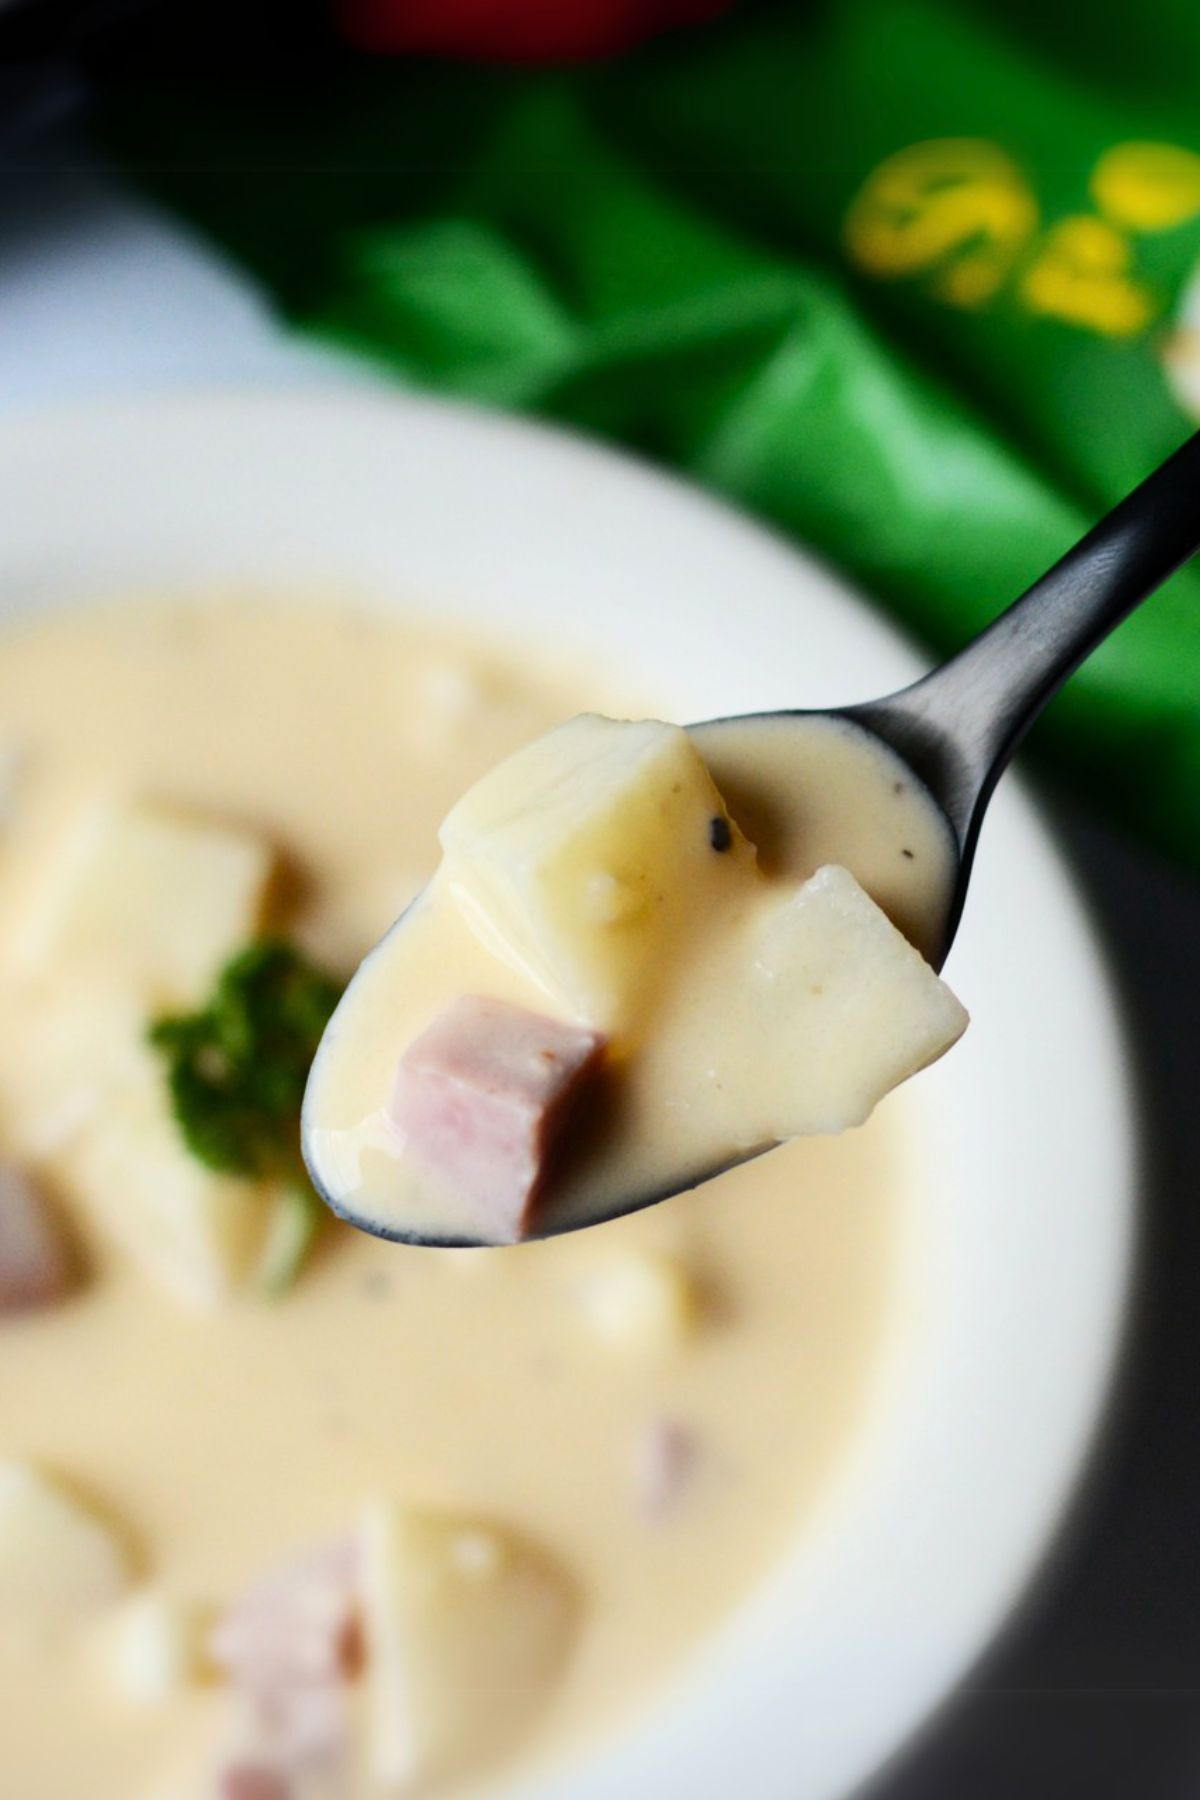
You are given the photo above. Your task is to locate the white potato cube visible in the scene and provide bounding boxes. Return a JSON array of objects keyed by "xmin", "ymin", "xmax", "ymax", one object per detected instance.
[
  {"xmin": 581, "ymin": 1253, "xmax": 698, "ymax": 1354},
  {"xmin": 26, "ymin": 798, "xmax": 273, "ymax": 1007},
  {"xmin": 0, "ymin": 987, "xmax": 143, "ymax": 1162},
  {"xmin": 107, "ymin": 1590, "xmax": 209, "ymax": 1703},
  {"xmin": 360, "ymin": 1501, "xmax": 573, "ymax": 1790},
  {"xmin": 439, "ymin": 714, "xmax": 755, "ymax": 1027},
  {"xmin": 68, "ymin": 1036, "xmax": 269, "ymax": 1311},
  {"xmin": 730, "ymin": 863, "xmax": 968, "ymax": 1144},
  {"xmin": 0, "ymin": 1461, "xmax": 131, "ymax": 1648},
  {"xmin": 10, "ymin": 988, "xmax": 268, "ymax": 1311}
]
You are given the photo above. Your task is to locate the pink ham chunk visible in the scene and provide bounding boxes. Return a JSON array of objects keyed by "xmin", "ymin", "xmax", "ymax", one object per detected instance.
[
  {"xmin": 211, "ymin": 1535, "xmax": 361, "ymax": 1797},
  {"xmin": 210, "ymin": 1535, "xmax": 361, "ymax": 1693},
  {"xmin": 391, "ymin": 996, "xmax": 606, "ymax": 1242},
  {"xmin": 220, "ymin": 1771, "xmax": 291, "ymax": 1800},
  {"xmin": 0, "ymin": 1161, "xmax": 71, "ymax": 1314},
  {"xmin": 633, "ymin": 1418, "xmax": 699, "ymax": 1524}
]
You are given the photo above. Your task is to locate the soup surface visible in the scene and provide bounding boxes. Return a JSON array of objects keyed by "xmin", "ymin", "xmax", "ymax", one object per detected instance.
[{"xmin": 0, "ymin": 598, "xmax": 902, "ymax": 1799}]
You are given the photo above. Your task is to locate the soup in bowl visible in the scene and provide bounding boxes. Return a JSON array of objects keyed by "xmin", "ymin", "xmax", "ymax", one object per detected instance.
[{"xmin": 0, "ymin": 391, "xmax": 1133, "ymax": 1800}]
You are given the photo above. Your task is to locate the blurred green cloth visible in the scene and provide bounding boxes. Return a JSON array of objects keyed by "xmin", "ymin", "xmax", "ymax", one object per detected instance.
[{"xmin": 101, "ymin": 0, "xmax": 1200, "ymax": 868}]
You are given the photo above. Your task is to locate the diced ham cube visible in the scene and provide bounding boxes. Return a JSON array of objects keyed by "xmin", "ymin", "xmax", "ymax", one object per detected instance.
[
  {"xmin": 220, "ymin": 1769, "xmax": 291, "ymax": 1800},
  {"xmin": 216, "ymin": 1687, "xmax": 348, "ymax": 1798},
  {"xmin": 391, "ymin": 996, "xmax": 606, "ymax": 1242},
  {"xmin": 211, "ymin": 1536, "xmax": 361, "ymax": 1794},
  {"xmin": 634, "ymin": 1418, "xmax": 699, "ymax": 1524},
  {"xmin": 0, "ymin": 1161, "xmax": 72, "ymax": 1314},
  {"xmin": 210, "ymin": 1536, "xmax": 361, "ymax": 1694}
]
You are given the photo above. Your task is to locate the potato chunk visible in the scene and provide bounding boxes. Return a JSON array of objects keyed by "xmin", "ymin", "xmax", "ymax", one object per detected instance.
[
  {"xmin": 439, "ymin": 714, "xmax": 754, "ymax": 1027},
  {"xmin": 67, "ymin": 1037, "xmax": 269, "ymax": 1311},
  {"xmin": 580, "ymin": 1252, "xmax": 698, "ymax": 1353},
  {"xmin": 0, "ymin": 1461, "xmax": 131, "ymax": 1646},
  {"xmin": 107, "ymin": 1590, "xmax": 210, "ymax": 1703},
  {"xmin": 360, "ymin": 1501, "xmax": 574, "ymax": 1789},
  {"xmin": 713, "ymin": 863, "xmax": 968, "ymax": 1147},
  {"xmin": 27, "ymin": 798, "xmax": 273, "ymax": 1007}
]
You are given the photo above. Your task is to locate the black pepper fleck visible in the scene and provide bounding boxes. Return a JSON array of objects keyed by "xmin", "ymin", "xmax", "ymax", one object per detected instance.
[
  {"xmin": 709, "ymin": 815, "xmax": 733, "ymax": 853},
  {"xmin": 901, "ymin": 848, "xmax": 915, "ymax": 860},
  {"xmin": 893, "ymin": 780, "xmax": 906, "ymax": 795}
]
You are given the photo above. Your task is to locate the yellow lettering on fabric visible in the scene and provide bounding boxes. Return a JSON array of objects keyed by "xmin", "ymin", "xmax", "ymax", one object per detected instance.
[
  {"xmin": 843, "ymin": 138, "xmax": 1038, "ymax": 309},
  {"xmin": 1092, "ymin": 142, "xmax": 1200, "ymax": 233},
  {"xmin": 1019, "ymin": 215, "xmax": 1156, "ymax": 336}
]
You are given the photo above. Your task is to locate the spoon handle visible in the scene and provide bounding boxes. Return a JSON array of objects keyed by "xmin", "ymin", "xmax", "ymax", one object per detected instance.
[{"xmin": 849, "ymin": 428, "xmax": 1200, "ymax": 846}]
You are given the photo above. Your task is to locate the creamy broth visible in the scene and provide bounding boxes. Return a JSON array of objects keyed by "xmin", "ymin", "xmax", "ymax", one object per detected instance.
[
  {"xmin": 693, "ymin": 714, "xmax": 955, "ymax": 965},
  {"xmin": 0, "ymin": 599, "xmax": 902, "ymax": 1798}
]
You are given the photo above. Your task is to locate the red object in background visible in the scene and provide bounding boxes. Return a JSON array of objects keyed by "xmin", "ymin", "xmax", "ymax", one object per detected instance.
[{"xmin": 338, "ymin": 0, "xmax": 734, "ymax": 62}]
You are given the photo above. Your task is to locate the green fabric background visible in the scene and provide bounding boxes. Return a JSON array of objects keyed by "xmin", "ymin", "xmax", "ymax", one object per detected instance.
[{"xmin": 100, "ymin": 0, "xmax": 1200, "ymax": 867}]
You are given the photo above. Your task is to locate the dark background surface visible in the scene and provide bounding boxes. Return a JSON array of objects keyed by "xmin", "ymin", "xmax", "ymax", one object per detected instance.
[
  {"xmin": 2, "ymin": 7, "xmax": 1199, "ymax": 1797},
  {"xmin": 875, "ymin": 791, "xmax": 1200, "ymax": 1800}
]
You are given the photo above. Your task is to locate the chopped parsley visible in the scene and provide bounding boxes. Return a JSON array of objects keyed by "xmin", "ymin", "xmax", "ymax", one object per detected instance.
[{"xmin": 149, "ymin": 939, "xmax": 343, "ymax": 1291}]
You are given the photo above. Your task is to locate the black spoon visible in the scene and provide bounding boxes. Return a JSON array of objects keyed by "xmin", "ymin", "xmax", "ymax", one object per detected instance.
[
  {"xmin": 841, "ymin": 426, "xmax": 1200, "ymax": 971},
  {"xmin": 305, "ymin": 430, "xmax": 1200, "ymax": 1240}
]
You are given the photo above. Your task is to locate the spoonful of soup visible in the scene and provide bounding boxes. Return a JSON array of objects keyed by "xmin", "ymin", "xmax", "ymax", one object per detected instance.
[{"xmin": 304, "ymin": 430, "xmax": 1200, "ymax": 1247}]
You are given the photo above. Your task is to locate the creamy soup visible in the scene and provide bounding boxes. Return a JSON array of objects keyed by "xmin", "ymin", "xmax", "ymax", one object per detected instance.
[
  {"xmin": 693, "ymin": 714, "xmax": 955, "ymax": 965},
  {"xmin": 0, "ymin": 598, "xmax": 904, "ymax": 1800}
]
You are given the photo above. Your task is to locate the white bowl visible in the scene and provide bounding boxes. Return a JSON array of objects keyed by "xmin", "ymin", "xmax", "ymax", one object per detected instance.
[{"xmin": 0, "ymin": 389, "xmax": 1135, "ymax": 1800}]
